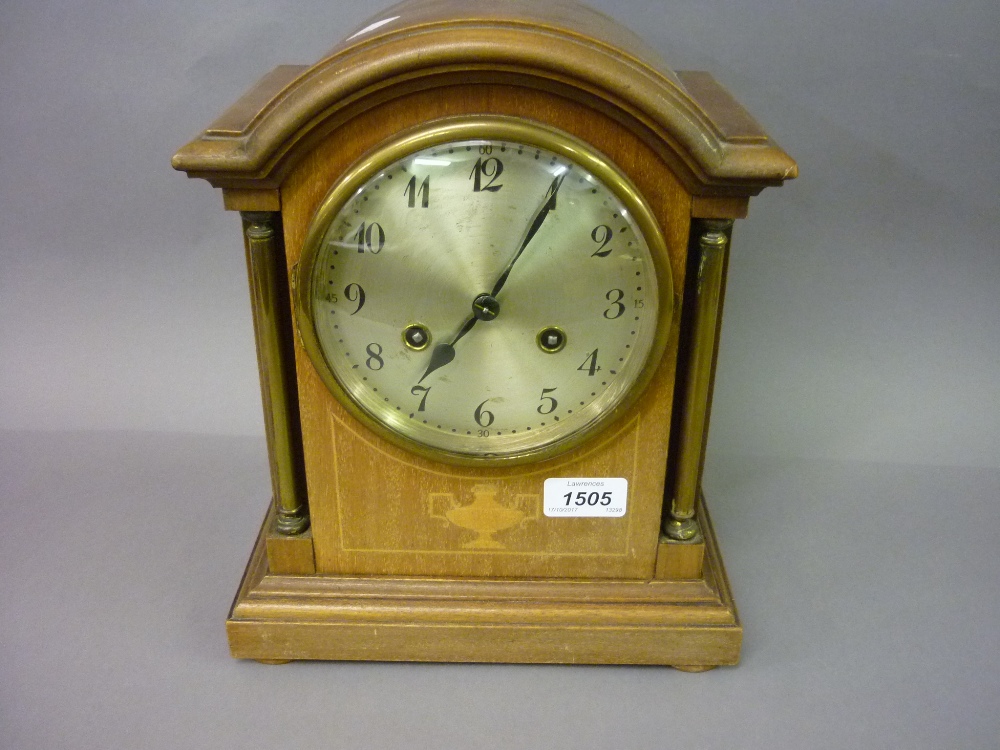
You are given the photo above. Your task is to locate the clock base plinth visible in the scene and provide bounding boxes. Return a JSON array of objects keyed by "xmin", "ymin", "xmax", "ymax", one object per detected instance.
[{"xmin": 227, "ymin": 495, "xmax": 740, "ymax": 667}]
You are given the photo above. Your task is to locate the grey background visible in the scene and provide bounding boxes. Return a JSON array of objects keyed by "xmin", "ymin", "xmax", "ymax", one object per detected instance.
[{"xmin": 1, "ymin": 0, "xmax": 998, "ymax": 748}]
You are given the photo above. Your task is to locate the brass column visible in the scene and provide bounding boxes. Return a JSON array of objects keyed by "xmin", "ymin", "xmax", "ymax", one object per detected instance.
[
  {"xmin": 664, "ymin": 219, "xmax": 732, "ymax": 541},
  {"xmin": 242, "ymin": 212, "xmax": 309, "ymax": 534}
]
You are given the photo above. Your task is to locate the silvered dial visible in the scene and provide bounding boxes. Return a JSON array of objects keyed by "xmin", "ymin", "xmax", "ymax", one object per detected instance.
[{"xmin": 298, "ymin": 119, "xmax": 670, "ymax": 462}]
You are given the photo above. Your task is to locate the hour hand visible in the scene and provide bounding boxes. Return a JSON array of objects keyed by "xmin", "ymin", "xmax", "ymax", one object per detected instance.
[
  {"xmin": 418, "ymin": 342, "xmax": 456, "ymax": 384},
  {"xmin": 417, "ymin": 313, "xmax": 475, "ymax": 382},
  {"xmin": 417, "ymin": 294, "xmax": 496, "ymax": 383}
]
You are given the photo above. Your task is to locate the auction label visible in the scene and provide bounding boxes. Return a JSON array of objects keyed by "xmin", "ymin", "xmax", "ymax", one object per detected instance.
[{"xmin": 543, "ymin": 478, "xmax": 627, "ymax": 518}]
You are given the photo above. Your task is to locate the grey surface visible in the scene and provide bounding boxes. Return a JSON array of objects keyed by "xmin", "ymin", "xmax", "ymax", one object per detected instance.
[
  {"xmin": 2, "ymin": 430, "xmax": 999, "ymax": 749},
  {"xmin": 1, "ymin": 0, "xmax": 997, "ymax": 465},
  {"xmin": 1, "ymin": 0, "xmax": 998, "ymax": 746}
]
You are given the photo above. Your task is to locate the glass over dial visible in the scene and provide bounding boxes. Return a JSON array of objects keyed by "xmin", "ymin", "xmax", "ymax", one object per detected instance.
[{"xmin": 298, "ymin": 119, "xmax": 671, "ymax": 463}]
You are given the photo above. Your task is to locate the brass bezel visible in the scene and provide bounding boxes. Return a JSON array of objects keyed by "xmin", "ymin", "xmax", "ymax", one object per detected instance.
[{"xmin": 295, "ymin": 116, "xmax": 674, "ymax": 466}]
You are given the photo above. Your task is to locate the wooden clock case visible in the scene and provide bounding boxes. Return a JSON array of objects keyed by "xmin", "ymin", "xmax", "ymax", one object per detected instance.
[{"xmin": 173, "ymin": 0, "xmax": 796, "ymax": 668}]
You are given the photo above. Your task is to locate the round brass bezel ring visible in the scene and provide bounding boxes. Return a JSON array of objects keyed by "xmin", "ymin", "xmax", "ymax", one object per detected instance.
[{"xmin": 295, "ymin": 115, "xmax": 674, "ymax": 466}]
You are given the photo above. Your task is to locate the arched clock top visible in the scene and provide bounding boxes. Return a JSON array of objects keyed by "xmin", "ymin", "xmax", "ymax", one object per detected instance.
[
  {"xmin": 172, "ymin": 0, "xmax": 800, "ymax": 667},
  {"xmin": 172, "ymin": 0, "xmax": 796, "ymax": 196}
]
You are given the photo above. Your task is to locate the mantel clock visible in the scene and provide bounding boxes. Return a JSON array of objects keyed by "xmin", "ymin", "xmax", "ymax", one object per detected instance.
[{"xmin": 174, "ymin": 0, "xmax": 796, "ymax": 668}]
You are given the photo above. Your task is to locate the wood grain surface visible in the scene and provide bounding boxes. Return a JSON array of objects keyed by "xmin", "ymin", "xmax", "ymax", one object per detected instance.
[
  {"xmin": 279, "ymin": 84, "xmax": 690, "ymax": 578},
  {"xmin": 168, "ymin": 0, "xmax": 800, "ymax": 664},
  {"xmin": 228, "ymin": 495, "xmax": 740, "ymax": 665},
  {"xmin": 172, "ymin": 0, "xmax": 797, "ymax": 194}
]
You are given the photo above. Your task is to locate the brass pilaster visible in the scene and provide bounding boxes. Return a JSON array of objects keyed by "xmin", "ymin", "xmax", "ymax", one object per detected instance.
[
  {"xmin": 664, "ymin": 219, "xmax": 732, "ymax": 542},
  {"xmin": 242, "ymin": 212, "xmax": 309, "ymax": 535}
]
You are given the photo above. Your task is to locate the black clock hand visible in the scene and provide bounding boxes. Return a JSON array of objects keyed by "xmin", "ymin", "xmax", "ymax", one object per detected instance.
[
  {"xmin": 417, "ymin": 174, "xmax": 566, "ymax": 385},
  {"xmin": 489, "ymin": 174, "xmax": 565, "ymax": 298},
  {"xmin": 418, "ymin": 293, "xmax": 500, "ymax": 382},
  {"xmin": 417, "ymin": 342, "xmax": 457, "ymax": 384},
  {"xmin": 417, "ymin": 317, "xmax": 474, "ymax": 384}
]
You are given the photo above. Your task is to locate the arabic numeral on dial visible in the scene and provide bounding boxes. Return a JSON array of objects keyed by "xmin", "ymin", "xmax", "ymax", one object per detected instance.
[
  {"xmin": 590, "ymin": 225, "xmax": 613, "ymax": 257},
  {"xmin": 410, "ymin": 385, "xmax": 431, "ymax": 411},
  {"xmin": 469, "ymin": 157, "xmax": 503, "ymax": 192},
  {"xmin": 365, "ymin": 343, "xmax": 384, "ymax": 370},
  {"xmin": 537, "ymin": 387, "xmax": 558, "ymax": 415},
  {"xmin": 577, "ymin": 349, "xmax": 601, "ymax": 376},
  {"xmin": 404, "ymin": 175, "xmax": 429, "ymax": 208},
  {"xmin": 474, "ymin": 399, "xmax": 495, "ymax": 428},
  {"xmin": 355, "ymin": 222, "xmax": 385, "ymax": 253},
  {"xmin": 344, "ymin": 283, "xmax": 365, "ymax": 314},
  {"xmin": 603, "ymin": 288, "xmax": 625, "ymax": 319}
]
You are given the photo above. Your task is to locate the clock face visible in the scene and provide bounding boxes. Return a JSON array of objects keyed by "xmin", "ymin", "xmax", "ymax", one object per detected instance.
[{"xmin": 297, "ymin": 118, "xmax": 672, "ymax": 463}]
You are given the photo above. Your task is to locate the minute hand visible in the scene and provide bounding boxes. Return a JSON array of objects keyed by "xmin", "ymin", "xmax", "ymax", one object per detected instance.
[
  {"xmin": 416, "ymin": 174, "xmax": 566, "ymax": 386},
  {"xmin": 489, "ymin": 174, "xmax": 566, "ymax": 298}
]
